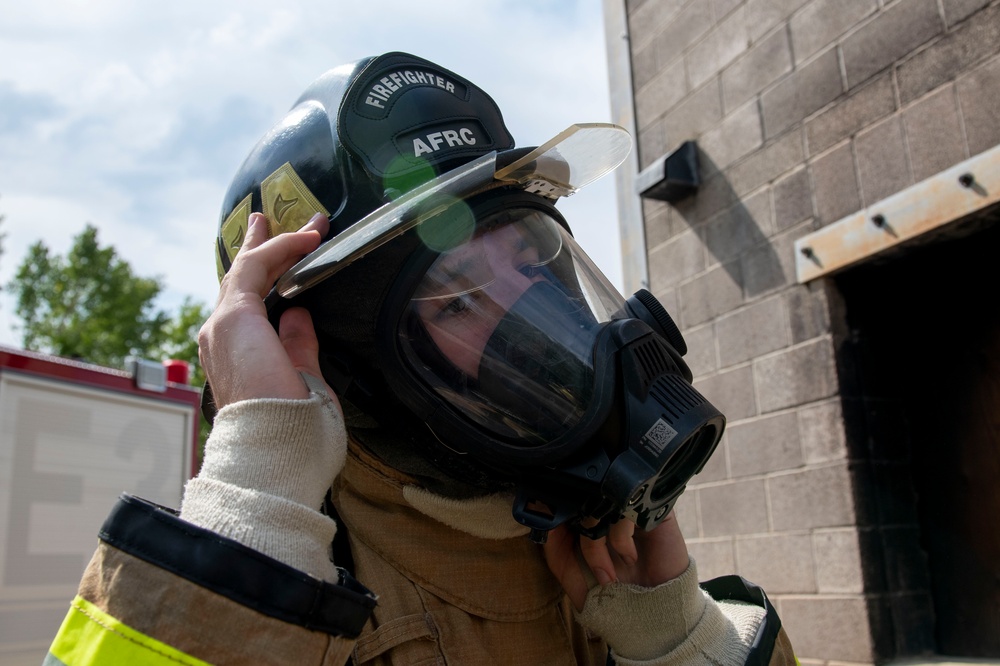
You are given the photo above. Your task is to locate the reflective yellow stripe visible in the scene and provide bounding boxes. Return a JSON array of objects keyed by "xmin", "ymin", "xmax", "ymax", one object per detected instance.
[{"xmin": 47, "ymin": 595, "xmax": 210, "ymax": 666}]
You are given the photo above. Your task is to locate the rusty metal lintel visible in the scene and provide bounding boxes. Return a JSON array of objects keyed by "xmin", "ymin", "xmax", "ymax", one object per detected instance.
[{"xmin": 795, "ymin": 144, "xmax": 1000, "ymax": 283}]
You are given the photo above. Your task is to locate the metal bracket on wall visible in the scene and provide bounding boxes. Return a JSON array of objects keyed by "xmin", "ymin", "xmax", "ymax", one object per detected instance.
[{"xmin": 795, "ymin": 144, "xmax": 1000, "ymax": 283}]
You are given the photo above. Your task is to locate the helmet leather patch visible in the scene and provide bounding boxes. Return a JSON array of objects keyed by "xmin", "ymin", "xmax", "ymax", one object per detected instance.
[
  {"xmin": 261, "ymin": 162, "xmax": 330, "ymax": 238},
  {"xmin": 220, "ymin": 193, "xmax": 252, "ymax": 262}
]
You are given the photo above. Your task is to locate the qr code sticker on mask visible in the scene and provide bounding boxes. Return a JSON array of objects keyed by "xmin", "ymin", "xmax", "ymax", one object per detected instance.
[{"xmin": 643, "ymin": 418, "xmax": 679, "ymax": 455}]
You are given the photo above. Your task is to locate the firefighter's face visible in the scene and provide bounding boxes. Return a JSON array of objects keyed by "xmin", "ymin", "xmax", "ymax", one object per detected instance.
[{"xmin": 411, "ymin": 219, "xmax": 550, "ymax": 377}]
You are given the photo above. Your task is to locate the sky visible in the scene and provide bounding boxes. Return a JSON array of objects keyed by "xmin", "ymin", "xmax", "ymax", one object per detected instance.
[{"xmin": 0, "ymin": 1, "xmax": 623, "ymax": 351}]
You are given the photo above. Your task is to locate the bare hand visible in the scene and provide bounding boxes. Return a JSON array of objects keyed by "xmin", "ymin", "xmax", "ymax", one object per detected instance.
[
  {"xmin": 542, "ymin": 512, "xmax": 690, "ymax": 611},
  {"xmin": 198, "ymin": 212, "xmax": 337, "ymax": 409}
]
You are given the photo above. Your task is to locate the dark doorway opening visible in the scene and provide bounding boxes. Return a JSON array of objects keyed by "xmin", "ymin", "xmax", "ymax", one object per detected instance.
[{"xmin": 834, "ymin": 213, "xmax": 1000, "ymax": 658}]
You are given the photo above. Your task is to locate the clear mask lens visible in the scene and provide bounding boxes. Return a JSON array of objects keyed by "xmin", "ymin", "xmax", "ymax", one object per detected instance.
[{"xmin": 400, "ymin": 208, "xmax": 624, "ymax": 444}]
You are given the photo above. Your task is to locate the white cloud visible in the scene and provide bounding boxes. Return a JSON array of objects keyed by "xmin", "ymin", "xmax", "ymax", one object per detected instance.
[{"xmin": 0, "ymin": 0, "xmax": 623, "ymax": 350}]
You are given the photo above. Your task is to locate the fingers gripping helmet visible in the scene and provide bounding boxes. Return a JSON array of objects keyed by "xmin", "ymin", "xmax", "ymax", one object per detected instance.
[{"xmin": 215, "ymin": 52, "xmax": 725, "ymax": 541}]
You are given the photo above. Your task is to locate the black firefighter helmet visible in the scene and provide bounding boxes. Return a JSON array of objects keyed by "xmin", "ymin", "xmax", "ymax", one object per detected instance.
[{"xmin": 211, "ymin": 51, "xmax": 719, "ymax": 540}]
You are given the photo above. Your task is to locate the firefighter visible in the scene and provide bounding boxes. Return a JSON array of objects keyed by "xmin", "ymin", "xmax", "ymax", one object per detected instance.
[{"xmin": 47, "ymin": 52, "xmax": 796, "ymax": 665}]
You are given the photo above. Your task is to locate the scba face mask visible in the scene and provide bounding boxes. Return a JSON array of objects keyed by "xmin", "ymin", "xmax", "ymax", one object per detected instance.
[{"xmin": 373, "ymin": 191, "xmax": 726, "ymax": 542}]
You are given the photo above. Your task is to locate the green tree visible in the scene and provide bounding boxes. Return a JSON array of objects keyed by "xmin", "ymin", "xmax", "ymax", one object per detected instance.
[{"xmin": 10, "ymin": 224, "xmax": 182, "ymax": 367}]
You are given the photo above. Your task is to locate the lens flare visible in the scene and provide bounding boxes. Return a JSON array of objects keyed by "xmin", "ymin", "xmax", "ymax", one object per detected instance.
[
  {"xmin": 383, "ymin": 155, "xmax": 437, "ymax": 199},
  {"xmin": 415, "ymin": 196, "xmax": 475, "ymax": 252}
]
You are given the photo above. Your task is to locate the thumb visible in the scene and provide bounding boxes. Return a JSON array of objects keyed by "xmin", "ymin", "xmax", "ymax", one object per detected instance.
[{"xmin": 278, "ymin": 307, "xmax": 338, "ymax": 403}]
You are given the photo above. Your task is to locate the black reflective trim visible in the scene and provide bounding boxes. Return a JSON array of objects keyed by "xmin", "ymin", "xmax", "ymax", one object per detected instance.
[
  {"xmin": 700, "ymin": 575, "xmax": 782, "ymax": 666},
  {"xmin": 99, "ymin": 495, "xmax": 376, "ymax": 638}
]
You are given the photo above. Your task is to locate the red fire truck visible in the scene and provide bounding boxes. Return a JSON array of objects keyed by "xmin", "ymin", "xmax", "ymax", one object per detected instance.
[{"xmin": 0, "ymin": 347, "xmax": 201, "ymax": 665}]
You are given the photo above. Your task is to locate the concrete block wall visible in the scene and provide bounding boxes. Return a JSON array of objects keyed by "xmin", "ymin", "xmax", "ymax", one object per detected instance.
[{"xmin": 611, "ymin": 0, "xmax": 1000, "ymax": 662}]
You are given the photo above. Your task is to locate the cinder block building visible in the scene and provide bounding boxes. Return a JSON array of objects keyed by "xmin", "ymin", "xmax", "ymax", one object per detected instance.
[{"xmin": 602, "ymin": 0, "xmax": 1000, "ymax": 663}]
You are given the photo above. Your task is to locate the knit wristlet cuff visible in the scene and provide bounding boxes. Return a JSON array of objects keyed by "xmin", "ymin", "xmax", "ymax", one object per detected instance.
[
  {"xmin": 576, "ymin": 557, "xmax": 765, "ymax": 665},
  {"xmin": 195, "ymin": 390, "xmax": 346, "ymax": 508},
  {"xmin": 182, "ymin": 477, "xmax": 338, "ymax": 581},
  {"xmin": 576, "ymin": 558, "xmax": 706, "ymax": 661}
]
